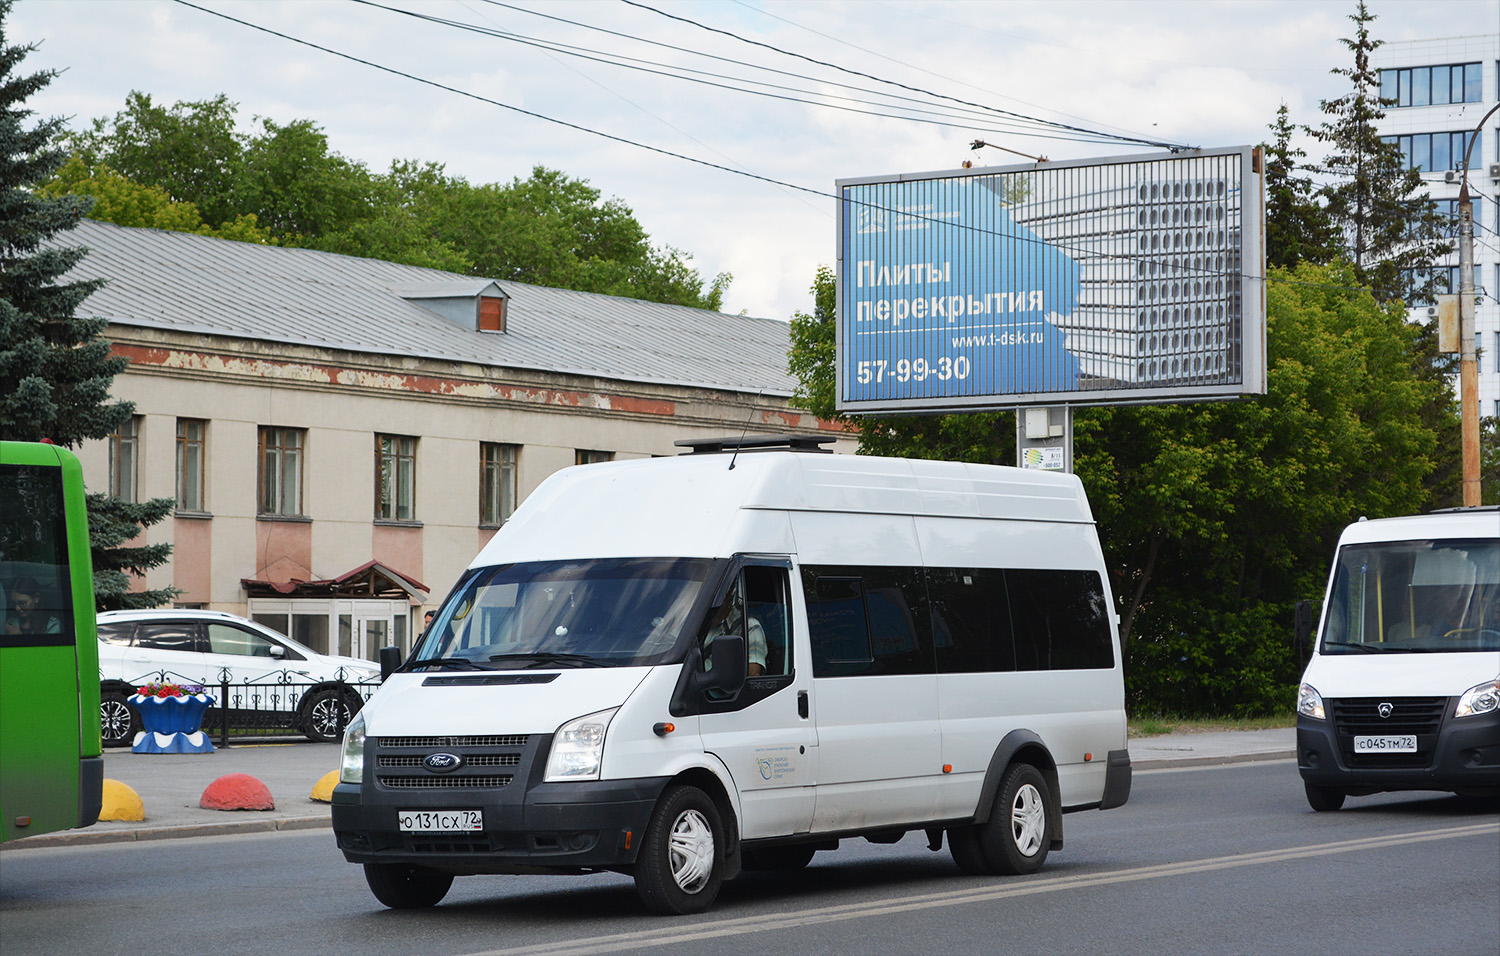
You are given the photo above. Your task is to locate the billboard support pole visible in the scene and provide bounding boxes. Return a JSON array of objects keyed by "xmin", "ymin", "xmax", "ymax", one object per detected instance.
[{"xmin": 1016, "ymin": 405, "xmax": 1073, "ymax": 473}]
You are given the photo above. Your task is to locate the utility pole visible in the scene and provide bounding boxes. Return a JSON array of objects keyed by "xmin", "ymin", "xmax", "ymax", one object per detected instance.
[{"xmin": 1456, "ymin": 106, "xmax": 1497, "ymax": 508}]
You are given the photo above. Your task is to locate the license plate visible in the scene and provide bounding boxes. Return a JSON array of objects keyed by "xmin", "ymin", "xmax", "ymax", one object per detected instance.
[
  {"xmin": 397, "ymin": 809, "xmax": 483, "ymax": 832},
  {"xmin": 1354, "ymin": 735, "xmax": 1417, "ymax": 754}
]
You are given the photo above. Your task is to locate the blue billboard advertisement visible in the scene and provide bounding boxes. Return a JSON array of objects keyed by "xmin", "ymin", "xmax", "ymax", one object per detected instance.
[{"xmin": 836, "ymin": 147, "xmax": 1264, "ymax": 412}]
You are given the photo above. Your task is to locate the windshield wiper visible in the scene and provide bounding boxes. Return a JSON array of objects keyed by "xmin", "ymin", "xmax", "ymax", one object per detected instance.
[
  {"xmin": 1321, "ymin": 641, "xmax": 1386, "ymax": 653},
  {"xmin": 408, "ymin": 656, "xmax": 497, "ymax": 671},
  {"xmin": 488, "ymin": 652, "xmax": 618, "ymax": 669}
]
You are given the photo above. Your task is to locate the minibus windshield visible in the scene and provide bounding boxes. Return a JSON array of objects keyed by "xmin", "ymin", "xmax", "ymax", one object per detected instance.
[
  {"xmin": 413, "ymin": 558, "xmax": 718, "ymax": 669},
  {"xmin": 1321, "ymin": 538, "xmax": 1499, "ymax": 654}
]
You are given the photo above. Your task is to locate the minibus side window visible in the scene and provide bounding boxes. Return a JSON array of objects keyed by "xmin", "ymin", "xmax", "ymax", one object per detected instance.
[
  {"xmin": 929, "ymin": 567, "xmax": 1016, "ymax": 673},
  {"xmin": 805, "ymin": 575, "xmax": 871, "ymax": 677},
  {"xmin": 802, "ymin": 566, "xmax": 934, "ymax": 677},
  {"xmin": 1005, "ymin": 569, "xmax": 1115, "ymax": 670}
]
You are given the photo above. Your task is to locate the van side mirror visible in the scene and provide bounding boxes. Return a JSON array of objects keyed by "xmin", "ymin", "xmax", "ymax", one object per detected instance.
[
  {"xmin": 704, "ymin": 633, "xmax": 747, "ymax": 699},
  {"xmin": 1294, "ymin": 600, "xmax": 1314, "ymax": 659},
  {"xmin": 379, "ymin": 645, "xmax": 402, "ymax": 681}
]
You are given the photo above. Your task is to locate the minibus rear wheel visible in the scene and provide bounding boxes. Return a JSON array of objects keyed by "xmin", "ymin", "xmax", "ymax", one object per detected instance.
[
  {"xmin": 634, "ymin": 784, "xmax": 725, "ymax": 914},
  {"xmin": 978, "ymin": 763, "xmax": 1053, "ymax": 875},
  {"xmin": 363, "ymin": 862, "xmax": 454, "ymax": 908}
]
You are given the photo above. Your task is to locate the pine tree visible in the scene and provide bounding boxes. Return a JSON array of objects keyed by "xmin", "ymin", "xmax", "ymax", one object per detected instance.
[
  {"xmin": 1264, "ymin": 104, "xmax": 1338, "ymax": 270},
  {"xmin": 1310, "ymin": 0, "xmax": 1449, "ymax": 302},
  {"xmin": 0, "ymin": 3, "xmax": 176, "ymax": 609}
]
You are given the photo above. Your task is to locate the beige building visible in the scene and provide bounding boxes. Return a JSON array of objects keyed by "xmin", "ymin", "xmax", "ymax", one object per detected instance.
[{"xmin": 63, "ymin": 220, "xmax": 847, "ymax": 662}]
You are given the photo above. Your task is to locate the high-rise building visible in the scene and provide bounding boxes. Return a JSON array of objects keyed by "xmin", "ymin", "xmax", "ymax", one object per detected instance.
[{"xmin": 1373, "ymin": 35, "xmax": 1500, "ymax": 420}]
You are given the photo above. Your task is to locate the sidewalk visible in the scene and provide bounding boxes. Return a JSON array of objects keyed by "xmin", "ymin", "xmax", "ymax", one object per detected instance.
[{"xmin": 1, "ymin": 729, "xmax": 1296, "ymax": 850}]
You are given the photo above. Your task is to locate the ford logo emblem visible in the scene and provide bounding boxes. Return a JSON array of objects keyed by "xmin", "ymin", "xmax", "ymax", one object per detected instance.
[{"xmin": 423, "ymin": 752, "xmax": 463, "ymax": 773}]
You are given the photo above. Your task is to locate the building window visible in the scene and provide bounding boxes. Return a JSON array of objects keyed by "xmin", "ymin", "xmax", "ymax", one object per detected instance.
[
  {"xmin": 1436, "ymin": 197, "xmax": 1482, "ymax": 238},
  {"xmin": 1380, "ymin": 62, "xmax": 1482, "ymax": 108},
  {"xmin": 108, "ymin": 416, "xmax": 139, "ymax": 502},
  {"xmin": 480, "ymin": 442, "xmax": 518, "ymax": 527},
  {"xmin": 376, "ymin": 434, "xmax": 417, "ymax": 521},
  {"xmin": 1384, "ymin": 131, "xmax": 1477, "ymax": 172},
  {"xmin": 176, "ymin": 419, "xmax": 206, "ymax": 512},
  {"xmin": 575, "ymin": 449, "xmax": 614, "ymax": 466},
  {"xmin": 258, "ymin": 426, "xmax": 304, "ymax": 516}
]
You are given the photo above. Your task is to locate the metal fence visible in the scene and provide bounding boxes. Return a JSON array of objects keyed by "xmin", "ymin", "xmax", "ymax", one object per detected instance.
[{"xmin": 125, "ymin": 667, "xmax": 383, "ymax": 746}]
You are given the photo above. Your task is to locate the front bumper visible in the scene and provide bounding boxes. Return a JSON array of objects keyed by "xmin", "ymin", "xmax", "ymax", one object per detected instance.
[
  {"xmin": 330, "ymin": 732, "xmax": 670, "ymax": 872},
  {"xmin": 1297, "ymin": 703, "xmax": 1500, "ymax": 793}
]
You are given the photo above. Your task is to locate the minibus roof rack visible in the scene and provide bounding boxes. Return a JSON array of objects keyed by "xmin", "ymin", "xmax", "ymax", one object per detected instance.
[{"xmin": 674, "ymin": 434, "xmax": 836, "ymax": 455}]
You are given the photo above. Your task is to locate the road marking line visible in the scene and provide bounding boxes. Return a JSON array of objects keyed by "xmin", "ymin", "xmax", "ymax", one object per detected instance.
[{"xmin": 460, "ymin": 822, "xmax": 1498, "ymax": 956}]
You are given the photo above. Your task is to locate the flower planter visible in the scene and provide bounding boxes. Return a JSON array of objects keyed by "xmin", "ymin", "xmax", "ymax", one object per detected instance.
[{"xmin": 130, "ymin": 692, "xmax": 216, "ymax": 754}]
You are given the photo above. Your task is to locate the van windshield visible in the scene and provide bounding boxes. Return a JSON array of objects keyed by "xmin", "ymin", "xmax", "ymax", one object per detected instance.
[
  {"xmin": 413, "ymin": 558, "xmax": 717, "ymax": 669},
  {"xmin": 1321, "ymin": 538, "xmax": 1499, "ymax": 654}
]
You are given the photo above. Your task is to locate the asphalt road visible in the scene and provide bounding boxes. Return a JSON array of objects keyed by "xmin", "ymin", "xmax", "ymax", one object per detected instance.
[{"xmin": 2, "ymin": 760, "xmax": 1495, "ymax": 956}]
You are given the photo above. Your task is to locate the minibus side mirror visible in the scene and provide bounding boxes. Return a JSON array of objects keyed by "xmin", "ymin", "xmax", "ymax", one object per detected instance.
[
  {"xmin": 379, "ymin": 645, "xmax": 402, "ymax": 681},
  {"xmin": 1293, "ymin": 600, "xmax": 1314, "ymax": 660},
  {"xmin": 704, "ymin": 633, "xmax": 747, "ymax": 698}
]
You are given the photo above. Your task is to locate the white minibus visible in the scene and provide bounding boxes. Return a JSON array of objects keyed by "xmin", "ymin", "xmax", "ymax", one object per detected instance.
[
  {"xmin": 1295, "ymin": 508, "xmax": 1500, "ymax": 811},
  {"xmin": 332, "ymin": 438, "xmax": 1131, "ymax": 913}
]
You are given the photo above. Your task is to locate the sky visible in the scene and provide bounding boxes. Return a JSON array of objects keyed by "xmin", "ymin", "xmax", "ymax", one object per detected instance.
[{"xmin": 13, "ymin": 0, "xmax": 1500, "ymax": 323}]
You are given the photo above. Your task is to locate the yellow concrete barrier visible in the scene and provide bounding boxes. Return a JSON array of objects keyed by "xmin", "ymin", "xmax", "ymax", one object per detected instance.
[
  {"xmin": 99, "ymin": 779, "xmax": 144, "ymax": 822},
  {"xmin": 310, "ymin": 770, "xmax": 339, "ymax": 803}
]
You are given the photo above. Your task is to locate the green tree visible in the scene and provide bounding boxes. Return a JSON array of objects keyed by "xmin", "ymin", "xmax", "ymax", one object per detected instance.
[
  {"xmin": 0, "ymin": 8, "xmax": 175, "ymax": 609},
  {"xmin": 1263, "ymin": 104, "xmax": 1338, "ymax": 270},
  {"xmin": 1310, "ymin": 1, "xmax": 1449, "ymax": 303},
  {"xmin": 40, "ymin": 154, "xmax": 272, "ymax": 242}
]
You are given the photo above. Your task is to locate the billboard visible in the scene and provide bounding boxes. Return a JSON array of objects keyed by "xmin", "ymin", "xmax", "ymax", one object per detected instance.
[{"xmin": 836, "ymin": 146, "xmax": 1265, "ymax": 413}]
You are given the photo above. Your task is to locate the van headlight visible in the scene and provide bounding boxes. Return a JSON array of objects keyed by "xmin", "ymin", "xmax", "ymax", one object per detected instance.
[
  {"xmin": 1454, "ymin": 678, "xmax": 1500, "ymax": 718},
  {"xmin": 1296, "ymin": 683, "xmax": 1326, "ymax": 720},
  {"xmin": 544, "ymin": 708, "xmax": 617, "ymax": 782},
  {"xmin": 340, "ymin": 711, "xmax": 367, "ymax": 783}
]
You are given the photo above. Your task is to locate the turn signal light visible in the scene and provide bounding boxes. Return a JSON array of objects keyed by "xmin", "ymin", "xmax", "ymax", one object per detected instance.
[
  {"xmin": 942, "ymin": 764, "xmax": 952, "ymax": 774},
  {"xmin": 652, "ymin": 722, "xmax": 675, "ymax": 737}
]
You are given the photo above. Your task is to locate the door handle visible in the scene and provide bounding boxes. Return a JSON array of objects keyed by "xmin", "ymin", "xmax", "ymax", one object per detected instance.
[{"xmin": 797, "ymin": 690, "xmax": 809, "ymax": 719}]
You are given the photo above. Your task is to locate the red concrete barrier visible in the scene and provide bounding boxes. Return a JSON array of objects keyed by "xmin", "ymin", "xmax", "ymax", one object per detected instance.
[{"xmin": 199, "ymin": 773, "xmax": 276, "ymax": 811}]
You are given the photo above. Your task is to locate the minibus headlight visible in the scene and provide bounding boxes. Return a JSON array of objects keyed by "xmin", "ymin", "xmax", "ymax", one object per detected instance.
[
  {"xmin": 1296, "ymin": 683, "xmax": 1326, "ymax": 720},
  {"xmin": 545, "ymin": 708, "xmax": 618, "ymax": 782},
  {"xmin": 340, "ymin": 711, "xmax": 367, "ymax": 783},
  {"xmin": 1454, "ymin": 678, "xmax": 1500, "ymax": 718}
]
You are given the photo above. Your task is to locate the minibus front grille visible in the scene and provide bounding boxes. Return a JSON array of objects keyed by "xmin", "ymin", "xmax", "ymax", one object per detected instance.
[
  {"xmin": 378, "ymin": 774, "xmax": 514, "ymax": 789},
  {"xmin": 1330, "ymin": 697, "xmax": 1447, "ymax": 768},
  {"xmin": 378, "ymin": 754, "xmax": 520, "ymax": 768}
]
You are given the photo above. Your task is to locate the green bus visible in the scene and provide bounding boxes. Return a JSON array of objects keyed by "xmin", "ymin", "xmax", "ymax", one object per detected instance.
[{"xmin": 0, "ymin": 441, "xmax": 103, "ymax": 843}]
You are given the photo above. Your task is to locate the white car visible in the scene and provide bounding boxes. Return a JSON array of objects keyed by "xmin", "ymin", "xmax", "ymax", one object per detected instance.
[{"xmin": 97, "ymin": 608, "xmax": 381, "ymax": 747}]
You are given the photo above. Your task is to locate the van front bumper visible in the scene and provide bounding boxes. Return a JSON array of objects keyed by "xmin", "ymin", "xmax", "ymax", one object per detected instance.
[
  {"xmin": 332, "ymin": 754, "xmax": 673, "ymax": 873},
  {"xmin": 1297, "ymin": 706, "xmax": 1500, "ymax": 793}
]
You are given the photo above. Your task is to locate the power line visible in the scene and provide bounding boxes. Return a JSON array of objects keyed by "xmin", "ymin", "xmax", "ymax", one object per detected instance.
[{"xmin": 616, "ymin": 0, "xmax": 1189, "ymax": 153}]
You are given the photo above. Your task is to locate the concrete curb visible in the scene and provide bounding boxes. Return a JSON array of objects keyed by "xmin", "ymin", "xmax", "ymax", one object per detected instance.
[
  {"xmin": 1132, "ymin": 749, "xmax": 1297, "ymax": 771},
  {"xmin": 1, "ymin": 815, "xmax": 330, "ymax": 850}
]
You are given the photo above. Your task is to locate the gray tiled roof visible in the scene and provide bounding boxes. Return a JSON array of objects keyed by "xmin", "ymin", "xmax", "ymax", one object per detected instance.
[{"xmin": 60, "ymin": 219, "xmax": 797, "ymax": 396}]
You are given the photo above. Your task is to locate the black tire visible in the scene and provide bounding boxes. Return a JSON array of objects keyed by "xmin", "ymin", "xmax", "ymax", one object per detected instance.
[
  {"xmin": 302, "ymin": 689, "xmax": 353, "ymax": 743},
  {"xmin": 947, "ymin": 825, "xmax": 991, "ymax": 874},
  {"xmin": 634, "ymin": 784, "xmax": 725, "ymax": 915},
  {"xmin": 742, "ymin": 844, "xmax": 816, "ymax": 871},
  {"xmin": 1304, "ymin": 780, "xmax": 1346, "ymax": 812},
  {"xmin": 100, "ymin": 690, "xmax": 140, "ymax": 748},
  {"xmin": 976, "ymin": 763, "xmax": 1053, "ymax": 876},
  {"xmin": 363, "ymin": 862, "xmax": 454, "ymax": 909}
]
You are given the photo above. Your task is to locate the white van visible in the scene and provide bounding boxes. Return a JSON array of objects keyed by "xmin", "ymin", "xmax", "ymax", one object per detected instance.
[
  {"xmin": 332, "ymin": 439, "xmax": 1131, "ymax": 913},
  {"xmin": 1295, "ymin": 508, "xmax": 1500, "ymax": 811}
]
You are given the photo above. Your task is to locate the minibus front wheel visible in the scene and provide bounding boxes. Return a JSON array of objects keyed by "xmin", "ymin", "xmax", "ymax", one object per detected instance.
[{"xmin": 634, "ymin": 784, "xmax": 725, "ymax": 914}]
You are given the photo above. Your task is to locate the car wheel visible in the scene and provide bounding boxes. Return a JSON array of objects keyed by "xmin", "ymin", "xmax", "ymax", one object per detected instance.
[
  {"xmin": 1304, "ymin": 780, "xmax": 1346, "ymax": 812},
  {"xmin": 742, "ymin": 844, "xmax": 816, "ymax": 871},
  {"xmin": 363, "ymin": 863, "xmax": 454, "ymax": 909},
  {"xmin": 100, "ymin": 690, "xmax": 140, "ymax": 748},
  {"xmin": 976, "ymin": 763, "xmax": 1053, "ymax": 875},
  {"xmin": 634, "ymin": 784, "xmax": 725, "ymax": 915},
  {"xmin": 302, "ymin": 689, "xmax": 352, "ymax": 743}
]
